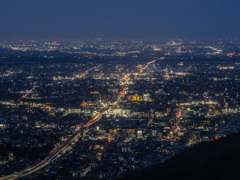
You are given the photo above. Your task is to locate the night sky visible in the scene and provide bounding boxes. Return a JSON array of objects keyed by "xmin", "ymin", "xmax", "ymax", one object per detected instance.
[{"xmin": 0, "ymin": 0, "xmax": 240, "ymax": 40}]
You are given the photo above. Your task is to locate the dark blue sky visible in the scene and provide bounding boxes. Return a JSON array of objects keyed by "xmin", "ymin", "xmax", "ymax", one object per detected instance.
[{"xmin": 0, "ymin": 0, "xmax": 240, "ymax": 40}]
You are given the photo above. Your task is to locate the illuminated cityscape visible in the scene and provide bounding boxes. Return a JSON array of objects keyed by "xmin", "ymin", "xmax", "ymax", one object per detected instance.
[
  {"xmin": 0, "ymin": 39, "xmax": 240, "ymax": 179},
  {"xmin": 1, "ymin": 0, "xmax": 240, "ymax": 179}
]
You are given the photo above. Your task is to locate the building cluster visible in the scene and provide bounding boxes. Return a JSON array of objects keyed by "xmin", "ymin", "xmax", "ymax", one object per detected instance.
[
  {"xmin": 0, "ymin": 42, "xmax": 240, "ymax": 178},
  {"xmin": 1, "ymin": 38, "xmax": 240, "ymax": 61}
]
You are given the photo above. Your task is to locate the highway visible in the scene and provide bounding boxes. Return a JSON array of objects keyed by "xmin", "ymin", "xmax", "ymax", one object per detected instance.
[{"xmin": 0, "ymin": 58, "xmax": 163, "ymax": 180}]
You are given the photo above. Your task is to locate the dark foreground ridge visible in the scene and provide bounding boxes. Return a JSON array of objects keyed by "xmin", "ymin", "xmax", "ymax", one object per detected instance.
[{"xmin": 121, "ymin": 132, "xmax": 240, "ymax": 180}]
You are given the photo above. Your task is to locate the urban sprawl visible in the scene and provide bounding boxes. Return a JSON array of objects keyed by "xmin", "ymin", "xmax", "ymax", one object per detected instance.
[{"xmin": 0, "ymin": 39, "xmax": 240, "ymax": 179}]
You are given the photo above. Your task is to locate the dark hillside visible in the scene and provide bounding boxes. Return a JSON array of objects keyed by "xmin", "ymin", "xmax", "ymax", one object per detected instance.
[{"xmin": 122, "ymin": 133, "xmax": 240, "ymax": 180}]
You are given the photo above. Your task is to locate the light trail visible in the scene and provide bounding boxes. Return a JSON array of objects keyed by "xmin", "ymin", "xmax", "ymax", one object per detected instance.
[
  {"xmin": 17, "ymin": 87, "xmax": 35, "ymax": 103},
  {"xmin": 0, "ymin": 58, "xmax": 164, "ymax": 180}
]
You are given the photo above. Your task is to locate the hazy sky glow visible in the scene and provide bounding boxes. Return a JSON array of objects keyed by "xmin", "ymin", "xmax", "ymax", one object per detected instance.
[{"xmin": 0, "ymin": 0, "xmax": 240, "ymax": 40}]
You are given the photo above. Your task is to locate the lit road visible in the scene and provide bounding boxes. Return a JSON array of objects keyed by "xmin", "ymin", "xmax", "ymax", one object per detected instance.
[
  {"xmin": 16, "ymin": 66, "xmax": 98, "ymax": 104},
  {"xmin": 0, "ymin": 58, "xmax": 163, "ymax": 180}
]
